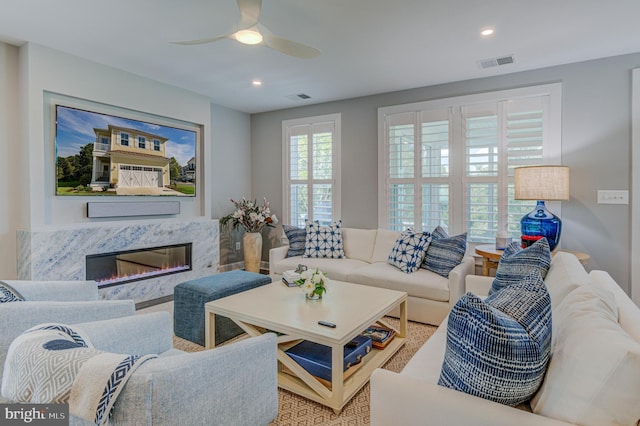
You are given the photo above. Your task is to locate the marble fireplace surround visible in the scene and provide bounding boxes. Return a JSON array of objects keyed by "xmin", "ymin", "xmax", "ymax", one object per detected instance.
[{"xmin": 17, "ymin": 218, "xmax": 219, "ymax": 304}]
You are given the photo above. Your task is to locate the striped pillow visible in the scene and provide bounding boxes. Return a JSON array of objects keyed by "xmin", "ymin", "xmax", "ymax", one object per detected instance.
[
  {"xmin": 422, "ymin": 231, "xmax": 467, "ymax": 278},
  {"xmin": 438, "ymin": 270, "xmax": 552, "ymax": 406},
  {"xmin": 0, "ymin": 281, "xmax": 24, "ymax": 303},
  {"xmin": 490, "ymin": 238, "xmax": 551, "ymax": 296},
  {"xmin": 388, "ymin": 229, "xmax": 431, "ymax": 273},
  {"xmin": 282, "ymin": 225, "xmax": 306, "ymax": 258},
  {"xmin": 303, "ymin": 220, "xmax": 345, "ymax": 259}
]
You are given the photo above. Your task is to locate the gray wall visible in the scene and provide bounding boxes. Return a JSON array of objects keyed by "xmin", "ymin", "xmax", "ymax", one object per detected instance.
[{"xmin": 252, "ymin": 52, "xmax": 640, "ymax": 294}]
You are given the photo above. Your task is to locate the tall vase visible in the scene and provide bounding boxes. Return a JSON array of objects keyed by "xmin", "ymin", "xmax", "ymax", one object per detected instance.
[{"xmin": 243, "ymin": 232, "xmax": 262, "ymax": 273}]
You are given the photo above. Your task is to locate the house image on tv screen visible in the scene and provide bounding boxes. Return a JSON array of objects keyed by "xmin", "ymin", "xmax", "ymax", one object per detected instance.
[{"xmin": 92, "ymin": 125, "xmax": 170, "ymax": 191}]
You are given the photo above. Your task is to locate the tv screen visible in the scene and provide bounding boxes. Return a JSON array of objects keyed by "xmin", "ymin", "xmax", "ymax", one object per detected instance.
[{"xmin": 55, "ymin": 105, "xmax": 197, "ymax": 197}]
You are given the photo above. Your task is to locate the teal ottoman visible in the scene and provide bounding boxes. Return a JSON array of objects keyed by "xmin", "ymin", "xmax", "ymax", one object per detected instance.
[{"xmin": 174, "ymin": 270, "xmax": 272, "ymax": 346}]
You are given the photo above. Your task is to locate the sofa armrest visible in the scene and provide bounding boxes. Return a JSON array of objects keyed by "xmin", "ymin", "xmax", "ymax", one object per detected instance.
[
  {"xmin": 74, "ymin": 311, "xmax": 173, "ymax": 355},
  {"xmin": 3, "ymin": 280, "xmax": 99, "ymax": 301},
  {"xmin": 109, "ymin": 333, "xmax": 278, "ymax": 426},
  {"xmin": 447, "ymin": 256, "xmax": 475, "ymax": 306},
  {"xmin": 466, "ymin": 274, "xmax": 494, "ymax": 298},
  {"xmin": 269, "ymin": 245, "xmax": 289, "ymax": 274},
  {"xmin": 370, "ymin": 369, "xmax": 572, "ymax": 426}
]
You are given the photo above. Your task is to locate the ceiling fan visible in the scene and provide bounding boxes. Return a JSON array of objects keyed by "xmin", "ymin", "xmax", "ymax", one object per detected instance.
[{"xmin": 172, "ymin": 0, "xmax": 320, "ymax": 59}]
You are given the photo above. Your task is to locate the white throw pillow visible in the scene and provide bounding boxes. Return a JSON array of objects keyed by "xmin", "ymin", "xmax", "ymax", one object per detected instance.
[{"xmin": 531, "ymin": 285, "xmax": 640, "ymax": 426}]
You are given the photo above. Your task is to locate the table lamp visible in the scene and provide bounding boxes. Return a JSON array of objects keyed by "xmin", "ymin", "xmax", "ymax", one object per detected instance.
[{"xmin": 514, "ymin": 165, "xmax": 570, "ymax": 251}]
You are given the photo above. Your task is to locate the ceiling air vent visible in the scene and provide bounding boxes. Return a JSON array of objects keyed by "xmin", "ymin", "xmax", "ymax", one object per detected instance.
[
  {"xmin": 286, "ymin": 93, "xmax": 312, "ymax": 101},
  {"xmin": 478, "ymin": 54, "xmax": 515, "ymax": 69}
]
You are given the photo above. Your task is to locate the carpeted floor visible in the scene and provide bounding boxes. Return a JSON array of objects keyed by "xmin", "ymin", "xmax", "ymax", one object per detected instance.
[{"xmin": 138, "ymin": 302, "xmax": 436, "ymax": 425}]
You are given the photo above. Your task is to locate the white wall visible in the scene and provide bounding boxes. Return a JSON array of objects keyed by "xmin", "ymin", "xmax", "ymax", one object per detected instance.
[
  {"xmin": 0, "ymin": 41, "xmax": 253, "ymax": 277},
  {"xmin": 252, "ymin": 52, "xmax": 640, "ymax": 294},
  {"xmin": 0, "ymin": 43, "xmax": 20, "ymax": 278},
  {"xmin": 19, "ymin": 43, "xmax": 212, "ymax": 227}
]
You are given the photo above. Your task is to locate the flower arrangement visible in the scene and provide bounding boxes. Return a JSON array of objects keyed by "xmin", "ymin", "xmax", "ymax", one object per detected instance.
[
  {"xmin": 220, "ymin": 197, "xmax": 278, "ymax": 233},
  {"xmin": 295, "ymin": 268, "xmax": 328, "ymax": 300}
]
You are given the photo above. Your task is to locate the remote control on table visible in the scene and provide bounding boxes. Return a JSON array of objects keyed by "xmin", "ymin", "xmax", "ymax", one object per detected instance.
[{"xmin": 318, "ymin": 320, "xmax": 336, "ymax": 328}]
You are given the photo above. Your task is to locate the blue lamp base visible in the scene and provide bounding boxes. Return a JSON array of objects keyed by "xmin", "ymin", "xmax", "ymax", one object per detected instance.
[{"xmin": 520, "ymin": 200, "xmax": 561, "ymax": 251}]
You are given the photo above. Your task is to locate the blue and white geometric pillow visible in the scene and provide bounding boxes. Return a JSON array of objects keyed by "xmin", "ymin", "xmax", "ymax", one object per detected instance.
[
  {"xmin": 303, "ymin": 219, "xmax": 345, "ymax": 259},
  {"xmin": 421, "ymin": 230, "xmax": 467, "ymax": 278},
  {"xmin": 387, "ymin": 229, "xmax": 431, "ymax": 273},
  {"xmin": 283, "ymin": 224, "xmax": 307, "ymax": 258},
  {"xmin": 0, "ymin": 281, "xmax": 24, "ymax": 303},
  {"xmin": 438, "ymin": 270, "xmax": 552, "ymax": 406},
  {"xmin": 489, "ymin": 238, "xmax": 551, "ymax": 296}
]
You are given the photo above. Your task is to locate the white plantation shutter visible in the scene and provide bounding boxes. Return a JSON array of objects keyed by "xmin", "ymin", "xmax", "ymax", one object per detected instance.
[
  {"xmin": 283, "ymin": 114, "xmax": 341, "ymax": 227},
  {"xmin": 379, "ymin": 84, "xmax": 561, "ymax": 241}
]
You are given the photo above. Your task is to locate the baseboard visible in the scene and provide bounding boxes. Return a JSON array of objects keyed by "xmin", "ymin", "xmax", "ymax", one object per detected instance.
[{"xmin": 135, "ymin": 294, "xmax": 173, "ymax": 310}]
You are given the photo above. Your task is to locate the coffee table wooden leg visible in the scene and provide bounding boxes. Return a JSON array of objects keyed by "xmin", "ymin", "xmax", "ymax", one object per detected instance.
[
  {"xmin": 205, "ymin": 309, "xmax": 216, "ymax": 349},
  {"xmin": 330, "ymin": 343, "xmax": 345, "ymax": 414}
]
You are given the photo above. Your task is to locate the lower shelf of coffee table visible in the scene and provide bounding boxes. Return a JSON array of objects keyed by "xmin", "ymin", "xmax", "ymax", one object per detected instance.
[{"xmin": 276, "ymin": 335, "xmax": 406, "ymax": 413}]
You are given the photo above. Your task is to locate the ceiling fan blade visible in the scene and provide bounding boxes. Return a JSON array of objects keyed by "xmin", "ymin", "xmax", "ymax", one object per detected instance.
[
  {"xmin": 171, "ymin": 34, "xmax": 230, "ymax": 46},
  {"xmin": 263, "ymin": 33, "xmax": 320, "ymax": 59},
  {"xmin": 237, "ymin": 0, "xmax": 262, "ymax": 29}
]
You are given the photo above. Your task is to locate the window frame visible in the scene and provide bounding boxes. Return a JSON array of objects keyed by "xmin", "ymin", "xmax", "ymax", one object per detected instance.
[
  {"xmin": 282, "ymin": 113, "xmax": 342, "ymax": 227},
  {"xmin": 378, "ymin": 83, "xmax": 562, "ymax": 239}
]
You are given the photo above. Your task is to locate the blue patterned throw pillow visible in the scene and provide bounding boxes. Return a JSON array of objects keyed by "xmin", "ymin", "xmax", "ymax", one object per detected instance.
[
  {"xmin": 421, "ymin": 229, "xmax": 467, "ymax": 278},
  {"xmin": 387, "ymin": 229, "xmax": 431, "ymax": 273},
  {"xmin": 303, "ymin": 220, "xmax": 345, "ymax": 259},
  {"xmin": 489, "ymin": 238, "xmax": 551, "ymax": 296},
  {"xmin": 0, "ymin": 281, "xmax": 24, "ymax": 303},
  {"xmin": 282, "ymin": 224, "xmax": 306, "ymax": 258},
  {"xmin": 438, "ymin": 270, "xmax": 552, "ymax": 406}
]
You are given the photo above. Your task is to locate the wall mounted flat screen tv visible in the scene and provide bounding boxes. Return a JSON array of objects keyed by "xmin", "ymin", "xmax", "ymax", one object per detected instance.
[{"xmin": 55, "ymin": 104, "xmax": 198, "ymax": 197}]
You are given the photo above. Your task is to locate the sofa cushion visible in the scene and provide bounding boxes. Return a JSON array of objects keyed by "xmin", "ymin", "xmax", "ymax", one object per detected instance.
[
  {"xmin": 544, "ymin": 251, "xmax": 589, "ymax": 311},
  {"xmin": 347, "ymin": 262, "xmax": 449, "ymax": 302},
  {"xmin": 489, "ymin": 238, "xmax": 550, "ymax": 296},
  {"xmin": 282, "ymin": 225, "xmax": 306, "ymax": 258},
  {"xmin": 531, "ymin": 285, "xmax": 640, "ymax": 426},
  {"xmin": 400, "ymin": 316, "xmax": 448, "ymax": 384},
  {"xmin": 438, "ymin": 270, "xmax": 552, "ymax": 406},
  {"xmin": 272, "ymin": 255, "xmax": 369, "ymax": 282},
  {"xmin": 342, "ymin": 228, "xmax": 377, "ymax": 263},
  {"xmin": 303, "ymin": 220, "xmax": 345, "ymax": 259},
  {"xmin": 387, "ymin": 230, "xmax": 431, "ymax": 273},
  {"xmin": 422, "ymin": 232, "xmax": 467, "ymax": 278},
  {"xmin": 370, "ymin": 229, "xmax": 401, "ymax": 263}
]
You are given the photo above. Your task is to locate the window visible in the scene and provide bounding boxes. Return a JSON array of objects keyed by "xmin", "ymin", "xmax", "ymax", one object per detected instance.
[
  {"xmin": 379, "ymin": 84, "xmax": 561, "ymax": 242},
  {"xmin": 153, "ymin": 139, "xmax": 161, "ymax": 151},
  {"xmin": 138, "ymin": 136, "xmax": 146, "ymax": 149},
  {"xmin": 120, "ymin": 132, "xmax": 129, "ymax": 146},
  {"xmin": 283, "ymin": 113, "xmax": 341, "ymax": 227}
]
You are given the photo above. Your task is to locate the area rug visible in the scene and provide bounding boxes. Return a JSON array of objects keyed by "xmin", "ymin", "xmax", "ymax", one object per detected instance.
[{"xmin": 139, "ymin": 303, "xmax": 437, "ymax": 425}]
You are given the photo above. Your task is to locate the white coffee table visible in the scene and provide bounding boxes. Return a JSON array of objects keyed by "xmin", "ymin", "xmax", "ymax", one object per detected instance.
[{"xmin": 204, "ymin": 280, "xmax": 407, "ymax": 413}]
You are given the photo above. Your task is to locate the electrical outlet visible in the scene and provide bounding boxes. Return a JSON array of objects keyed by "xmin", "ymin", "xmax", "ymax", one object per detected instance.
[
  {"xmin": 235, "ymin": 242, "xmax": 241, "ymax": 250},
  {"xmin": 597, "ymin": 190, "xmax": 629, "ymax": 205}
]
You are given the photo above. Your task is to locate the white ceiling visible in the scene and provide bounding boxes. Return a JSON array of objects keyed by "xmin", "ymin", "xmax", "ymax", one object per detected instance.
[{"xmin": 2, "ymin": 0, "xmax": 640, "ymax": 114}]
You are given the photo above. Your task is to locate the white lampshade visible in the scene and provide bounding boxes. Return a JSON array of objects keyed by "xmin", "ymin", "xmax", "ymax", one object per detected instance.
[{"xmin": 514, "ymin": 166, "xmax": 570, "ymax": 201}]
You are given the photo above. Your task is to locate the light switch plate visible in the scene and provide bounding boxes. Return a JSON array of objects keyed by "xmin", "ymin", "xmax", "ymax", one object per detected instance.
[{"xmin": 597, "ymin": 190, "xmax": 629, "ymax": 204}]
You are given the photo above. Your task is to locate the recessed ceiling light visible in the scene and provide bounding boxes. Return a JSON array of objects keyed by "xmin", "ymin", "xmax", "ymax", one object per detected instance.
[
  {"xmin": 235, "ymin": 30, "xmax": 263, "ymax": 45},
  {"xmin": 481, "ymin": 28, "xmax": 495, "ymax": 37},
  {"xmin": 252, "ymin": 80, "xmax": 262, "ymax": 87}
]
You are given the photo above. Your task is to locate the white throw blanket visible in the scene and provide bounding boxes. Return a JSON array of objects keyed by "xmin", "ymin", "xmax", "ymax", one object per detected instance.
[{"xmin": 1, "ymin": 323, "xmax": 157, "ymax": 425}]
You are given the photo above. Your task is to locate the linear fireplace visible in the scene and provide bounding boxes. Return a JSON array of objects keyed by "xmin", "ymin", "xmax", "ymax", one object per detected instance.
[{"xmin": 86, "ymin": 243, "xmax": 193, "ymax": 288}]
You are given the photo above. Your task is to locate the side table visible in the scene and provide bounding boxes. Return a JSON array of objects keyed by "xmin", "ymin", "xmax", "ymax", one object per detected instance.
[{"xmin": 474, "ymin": 244, "xmax": 590, "ymax": 276}]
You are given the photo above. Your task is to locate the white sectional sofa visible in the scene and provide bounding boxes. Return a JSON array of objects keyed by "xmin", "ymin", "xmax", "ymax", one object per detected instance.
[
  {"xmin": 269, "ymin": 227, "xmax": 475, "ymax": 325},
  {"xmin": 370, "ymin": 252, "xmax": 640, "ymax": 426}
]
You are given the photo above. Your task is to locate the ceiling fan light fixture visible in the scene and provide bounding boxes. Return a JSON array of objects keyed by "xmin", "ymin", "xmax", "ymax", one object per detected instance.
[{"xmin": 235, "ymin": 29, "xmax": 263, "ymax": 45}]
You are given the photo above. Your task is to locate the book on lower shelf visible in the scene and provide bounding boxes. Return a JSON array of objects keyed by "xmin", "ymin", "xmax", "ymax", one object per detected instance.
[
  {"xmin": 283, "ymin": 335, "xmax": 372, "ymax": 385},
  {"xmin": 360, "ymin": 325, "xmax": 396, "ymax": 349}
]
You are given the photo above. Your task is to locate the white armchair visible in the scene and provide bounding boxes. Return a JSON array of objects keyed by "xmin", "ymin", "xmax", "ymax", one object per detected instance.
[{"xmin": 0, "ymin": 280, "xmax": 136, "ymax": 393}]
